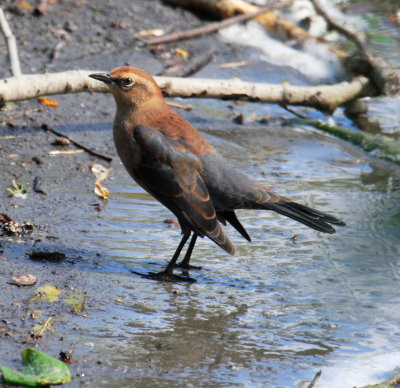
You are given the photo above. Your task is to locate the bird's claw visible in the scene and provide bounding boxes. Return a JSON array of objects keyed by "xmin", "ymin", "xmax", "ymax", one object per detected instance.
[
  {"xmin": 175, "ymin": 262, "xmax": 203, "ymax": 270},
  {"xmin": 132, "ymin": 270, "xmax": 196, "ymax": 283}
]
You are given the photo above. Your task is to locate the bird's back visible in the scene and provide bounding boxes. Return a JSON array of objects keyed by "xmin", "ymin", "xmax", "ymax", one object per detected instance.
[{"xmin": 199, "ymin": 151, "xmax": 344, "ymax": 234}]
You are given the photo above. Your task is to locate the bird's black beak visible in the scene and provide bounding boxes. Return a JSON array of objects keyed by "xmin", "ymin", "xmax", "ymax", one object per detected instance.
[{"xmin": 89, "ymin": 72, "xmax": 112, "ymax": 84}]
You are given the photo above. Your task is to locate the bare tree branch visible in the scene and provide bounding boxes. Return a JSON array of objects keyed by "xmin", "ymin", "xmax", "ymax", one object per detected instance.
[
  {"xmin": 0, "ymin": 71, "xmax": 375, "ymax": 112},
  {"xmin": 0, "ymin": 8, "xmax": 22, "ymax": 77},
  {"xmin": 310, "ymin": 0, "xmax": 365, "ymax": 52},
  {"xmin": 166, "ymin": 0, "xmax": 400, "ymax": 96},
  {"xmin": 40, "ymin": 124, "xmax": 113, "ymax": 162},
  {"xmin": 145, "ymin": 1, "xmax": 292, "ymax": 45},
  {"xmin": 310, "ymin": 0, "xmax": 400, "ymax": 96},
  {"xmin": 165, "ymin": 0, "xmax": 348, "ymax": 59},
  {"xmin": 157, "ymin": 75, "xmax": 374, "ymax": 113}
]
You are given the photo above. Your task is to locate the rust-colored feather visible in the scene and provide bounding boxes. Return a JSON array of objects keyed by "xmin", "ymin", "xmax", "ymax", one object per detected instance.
[{"xmin": 89, "ymin": 66, "xmax": 344, "ymax": 281}]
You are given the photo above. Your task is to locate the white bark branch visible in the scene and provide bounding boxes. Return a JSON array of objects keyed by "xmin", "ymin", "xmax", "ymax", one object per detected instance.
[
  {"xmin": 157, "ymin": 75, "xmax": 374, "ymax": 112},
  {"xmin": 0, "ymin": 70, "xmax": 375, "ymax": 112},
  {"xmin": 0, "ymin": 8, "xmax": 21, "ymax": 77}
]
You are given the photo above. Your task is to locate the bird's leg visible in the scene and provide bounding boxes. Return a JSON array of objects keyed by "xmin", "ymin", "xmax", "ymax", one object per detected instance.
[
  {"xmin": 136, "ymin": 232, "xmax": 196, "ymax": 282},
  {"xmin": 175, "ymin": 234, "xmax": 202, "ymax": 270}
]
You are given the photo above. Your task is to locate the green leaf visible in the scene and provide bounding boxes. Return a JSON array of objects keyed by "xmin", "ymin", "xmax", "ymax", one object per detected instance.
[
  {"xmin": 30, "ymin": 284, "xmax": 60, "ymax": 302},
  {"xmin": 366, "ymin": 31, "xmax": 396, "ymax": 44},
  {"xmin": 0, "ymin": 366, "xmax": 39, "ymax": 387},
  {"xmin": 7, "ymin": 179, "xmax": 28, "ymax": 199},
  {"xmin": 64, "ymin": 290, "xmax": 86, "ymax": 315},
  {"xmin": 0, "ymin": 348, "xmax": 71, "ymax": 386},
  {"xmin": 1, "ymin": 102, "xmax": 17, "ymax": 111},
  {"xmin": 364, "ymin": 13, "xmax": 381, "ymax": 29}
]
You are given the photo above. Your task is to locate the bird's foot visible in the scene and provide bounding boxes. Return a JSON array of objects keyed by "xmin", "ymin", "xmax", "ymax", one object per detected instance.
[
  {"xmin": 175, "ymin": 261, "xmax": 203, "ymax": 270},
  {"xmin": 132, "ymin": 270, "xmax": 196, "ymax": 283}
]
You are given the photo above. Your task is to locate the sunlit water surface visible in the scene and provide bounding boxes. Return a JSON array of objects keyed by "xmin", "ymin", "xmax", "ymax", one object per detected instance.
[
  {"xmin": 35, "ymin": 2, "xmax": 400, "ymax": 385},
  {"xmin": 60, "ymin": 119, "xmax": 400, "ymax": 387}
]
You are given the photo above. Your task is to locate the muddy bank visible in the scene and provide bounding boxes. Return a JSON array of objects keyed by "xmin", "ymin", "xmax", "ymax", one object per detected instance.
[{"xmin": 0, "ymin": 0, "xmax": 224, "ymax": 384}]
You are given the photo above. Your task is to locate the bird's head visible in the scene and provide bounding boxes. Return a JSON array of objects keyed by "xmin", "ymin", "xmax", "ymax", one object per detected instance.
[{"xmin": 89, "ymin": 67, "xmax": 163, "ymax": 110}]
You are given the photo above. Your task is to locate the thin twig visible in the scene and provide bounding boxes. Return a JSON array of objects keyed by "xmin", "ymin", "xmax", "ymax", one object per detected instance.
[
  {"xmin": 38, "ymin": 317, "xmax": 53, "ymax": 337},
  {"xmin": 280, "ymin": 104, "xmax": 308, "ymax": 119},
  {"xmin": 40, "ymin": 124, "xmax": 113, "ymax": 162},
  {"xmin": 49, "ymin": 41, "xmax": 66, "ymax": 62},
  {"xmin": 158, "ymin": 49, "xmax": 216, "ymax": 77},
  {"xmin": 310, "ymin": 0, "xmax": 365, "ymax": 52},
  {"xmin": 167, "ymin": 101, "xmax": 192, "ymax": 110},
  {"xmin": 308, "ymin": 370, "xmax": 321, "ymax": 388},
  {"xmin": 145, "ymin": 1, "xmax": 292, "ymax": 45},
  {"xmin": 0, "ymin": 8, "xmax": 21, "ymax": 77}
]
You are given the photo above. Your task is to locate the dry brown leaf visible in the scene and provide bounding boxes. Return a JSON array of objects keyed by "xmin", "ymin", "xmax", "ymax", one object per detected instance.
[
  {"xmin": 89, "ymin": 164, "xmax": 111, "ymax": 182},
  {"xmin": 53, "ymin": 137, "xmax": 71, "ymax": 146},
  {"xmin": 10, "ymin": 274, "xmax": 38, "ymax": 287},
  {"xmin": 19, "ymin": 1, "xmax": 34, "ymax": 11}
]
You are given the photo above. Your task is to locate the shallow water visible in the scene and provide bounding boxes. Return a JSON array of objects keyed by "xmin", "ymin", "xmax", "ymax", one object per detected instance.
[
  {"xmin": 54, "ymin": 115, "xmax": 400, "ymax": 387},
  {"xmin": 57, "ymin": 5, "xmax": 400, "ymax": 382}
]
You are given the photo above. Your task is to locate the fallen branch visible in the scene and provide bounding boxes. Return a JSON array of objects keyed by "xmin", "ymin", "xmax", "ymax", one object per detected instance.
[
  {"xmin": 165, "ymin": 0, "xmax": 348, "ymax": 59},
  {"xmin": 40, "ymin": 123, "xmax": 113, "ymax": 162},
  {"xmin": 0, "ymin": 8, "xmax": 21, "ymax": 77},
  {"xmin": 158, "ymin": 75, "xmax": 374, "ymax": 112},
  {"xmin": 167, "ymin": 0, "xmax": 400, "ymax": 96},
  {"xmin": 0, "ymin": 70, "xmax": 375, "ymax": 112},
  {"xmin": 145, "ymin": 2, "xmax": 289, "ymax": 45},
  {"xmin": 310, "ymin": 0, "xmax": 365, "ymax": 51},
  {"xmin": 310, "ymin": 0, "xmax": 400, "ymax": 96},
  {"xmin": 291, "ymin": 118, "xmax": 400, "ymax": 164}
]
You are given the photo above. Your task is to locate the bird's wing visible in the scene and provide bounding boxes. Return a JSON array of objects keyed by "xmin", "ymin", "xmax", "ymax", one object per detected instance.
[
  {"xmin": 200, "ymin": 152, "xmax": 344, "ymax": 234},
  {"xmin": 133, "ymin": 125, "xmax": 234, "ymax": 254}
]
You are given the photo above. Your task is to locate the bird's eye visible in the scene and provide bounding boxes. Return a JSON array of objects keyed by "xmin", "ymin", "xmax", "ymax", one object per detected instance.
[{"xmin": 121, "ymin": 77, "xmax": 134, "ymax": 88}]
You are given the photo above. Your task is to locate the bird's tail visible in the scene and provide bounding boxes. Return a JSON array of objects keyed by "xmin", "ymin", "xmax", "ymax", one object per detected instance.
[
  {"xmin": 263, "ymin": 200, "xmax": 345, "ymax": 234},
  {"xmin": 204, "ymin": 222, "xmax": 235, "ymax": 255}
]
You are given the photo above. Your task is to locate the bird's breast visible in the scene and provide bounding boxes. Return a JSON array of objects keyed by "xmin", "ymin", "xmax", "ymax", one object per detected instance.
[{"xmin": 113, "ymin": 117, "xmax": 142, "ymax": 176}]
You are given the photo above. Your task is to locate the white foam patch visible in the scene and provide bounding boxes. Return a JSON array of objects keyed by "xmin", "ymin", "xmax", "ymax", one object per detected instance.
[
  {"xmin": 317, "ymin": 351, "xmax": 400, "ymax": 387},
  {"xmin": 219, "ymin": 21, "xmax": 342, "ymax": 82}
]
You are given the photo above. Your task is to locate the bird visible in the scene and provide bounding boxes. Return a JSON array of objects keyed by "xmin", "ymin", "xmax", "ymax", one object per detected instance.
[{"xmin": 89, "ymin": 67, "xmax": 345, "ymax": 282}]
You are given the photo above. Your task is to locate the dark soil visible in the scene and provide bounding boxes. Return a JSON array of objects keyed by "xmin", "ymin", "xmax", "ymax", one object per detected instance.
[{"xmin": 0, "ymin": 1, "xmax": 230, "ymax": 385}]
